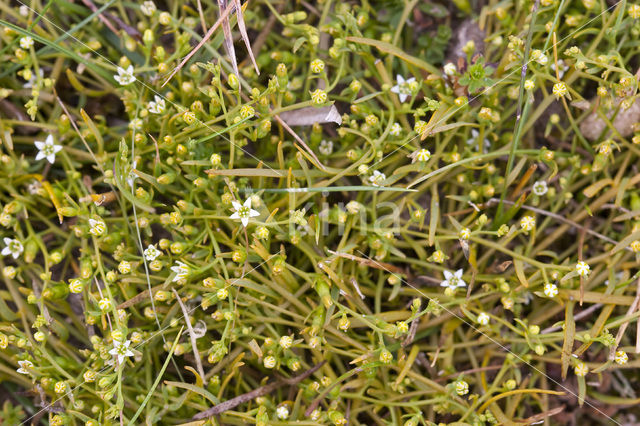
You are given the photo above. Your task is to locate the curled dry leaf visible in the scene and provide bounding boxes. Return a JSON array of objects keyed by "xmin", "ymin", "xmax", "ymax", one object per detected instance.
[{"xmin": 279, "ymin": 105, "xmax": 342, "ymax": 126}]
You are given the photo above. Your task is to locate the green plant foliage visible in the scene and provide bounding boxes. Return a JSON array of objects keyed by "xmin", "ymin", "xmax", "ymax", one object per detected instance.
[{"xmin": 0, "ymin": 0, "xmax": 640, "ymax": 425}]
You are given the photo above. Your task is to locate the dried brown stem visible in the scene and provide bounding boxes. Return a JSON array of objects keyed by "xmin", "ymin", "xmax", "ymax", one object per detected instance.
[{"xmin": 193, "ymin": 361, "xmax": 325, "ymax": 419}]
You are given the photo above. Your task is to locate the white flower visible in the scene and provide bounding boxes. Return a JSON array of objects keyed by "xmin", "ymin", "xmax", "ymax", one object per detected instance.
[
  {"xmin": 455, "ymin": 380, "xmax": 469, "ymax": 395},
  {"xmin": 543, "ymin": 283, "xmax": 558, "ymax": 298},
  {"xmin": 69, "ymin": 279, "xmax": 84, "ymax": 294},
  {"xmin": 614, "ymin": 350, "xmax": 628, "ymax": 365},
  {"xmin": 98, "ymin": 298, "xmax": 112, "ymax": 311},
  {"xmin": 143, "ymin": 244, "xmax": 160, "ymax": 261},
  {"xmin": 230, "ymin": 198, "xmax": 260, "ymax": 227},
  {"xmin": 20, "ymin": 36, "xmax": 34, "ymax": 49},
  {"xmin": 171, "ymin": 261, "xmax": 189, "ymax": 282},
  {"xmin": 16, "ymin": 360, "xmax": 33, "ymax": 374},
  {"xmin": 458, "ymin": 228, "xmax": 471, "ymax": 240},
  {"xmin": 390, "ymin": 122, "xmax": 402, "ymax": 136},
  {"xmin": 19, "ymin": 5, "xmax": 29, "ymax": 16},
  {"xmin": 89, "ymin": 218, "xmax": 106, "ymax": 236},
  {"xmin": 23, "ymin": 68, "xmax": 43, "ymax": 89},
  {"xmin": 444, "ymin": 62, "xmax": 457, "ymax": 76},
  {"xmin": 129, "ymin": 118, "xmax": 143, "ymax": 131},
  {"xmin": 415, "ymin": 148, "xmax": 431, "ymax": 162},
  {"xmin": 276, "ymin": 406, "xmax": 289, "ymax": 420},
  {"xmin": 114, "ymin": 65, "xmax": 136, "ymax": 86},
  {"xmin": 140, "ymin": 1, "xmax": 156, "ymax": 16},
  {"xmin": 109, "ymin": 340, "xmax": 135, "ymax": 365},
  {"xmin": 34, "ymin": 134, "xmax": 62, "ymax": 164},
  {"xmin": 534, "ymin": 50, "xmax": 548, "ymax": 65},
  {"xmin": 466, "ymin": 129, "xmax": 491, "ymax": 153},
  {"xmin": 263, "ymin": 355, "xmax": 276, "ymax": 368},
  {"xmin": 532, "ymin": 180, "xmax": 548, "ymax": 196},
  {"xmin": 552, "ymin": 82, "xmax": 568, "ymax": 99},
  {"xmin": 520, "ymin": 216, "xmax": 536, "ymax": 232},
  {"xmin": 2, "ymin": 238, "xmax": 23, "ymax": 259},
  {"xmin": 440, "ymin": 269, "xmax": 466, "ymax": 290},
  {"xmin": 390, "ymin": 74, "xmax": 416, "ymax": 103},
  {"xmin": 551, "ymin": 59, "xmax": 569, "ymax": 79},
  {"xmin": 279, "ymin": 335, "xmax": 293, "ymax": 349},
  {"xmin": 118, "ymin": 260, "xmax": 131, "ymax": 274},
  {"xmin": 477, "ymin": 312, "xmax": 490, "ymax": 325},
  {"xmin": 318, "ymin": 140, "xmax": 333, "ymax": 156},
  {"xmin": 574, "ymin": 361, "xmax": 588, "ymax": 377},
  {"xmin": 127, "ymin": 160, "xmax": 138, "ymax": 188},
  {"xmin": 147, "ymin": 95, "xmax": 166, "ymax": 114},
  {"xmin": 368, "ymin": 170, "xmax": 386, "ymax": 187},
  {"xmin": 346, "ymin": 201, "xmax": 361, "ymax": 214},
  {"xmin": 575, "ymin": 261, "xmax": 590, "ymax": 277}
]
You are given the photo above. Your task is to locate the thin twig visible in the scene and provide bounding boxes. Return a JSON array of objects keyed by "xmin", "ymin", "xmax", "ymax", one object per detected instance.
[
  {"xmin": 162, "ymin": 2, "xmax": 236, "ymax": 87},
  {"xmin": 610, "ymin": 277, "xmax": 640, "ymax": 359},
  {"xmin": 172, "ymin": 289, "xmax": 206, "ymax": 385},
  {"xmin": 486, "ymin": 198, "xmax": 628, "ymax": 250},
  {"xmin": 196, "ymin": 0, "xmax": 207, "ymax": 33},
  {"xmin": 541, "ymin": 303, "xmax": 603, "ymax": 334},
  {"xmin": 273, "ymin": 114, "xmax": 328, "ymax": 172},
  {"xmin": 193, "ymin": 361, "xmax": 325, "ymax": 419},
  {"xmin": 233, "ymin": 0, "xmax": 259, "ymax": 73}
]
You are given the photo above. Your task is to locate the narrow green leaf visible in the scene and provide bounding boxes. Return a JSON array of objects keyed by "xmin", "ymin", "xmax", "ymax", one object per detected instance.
[
  {"xmin": 128, "ymin": 327, "xmax": 184, "ymax": 425},
  {"xmin": 346, "ymin": 36, "xmax": 442, "ymax": 75}
]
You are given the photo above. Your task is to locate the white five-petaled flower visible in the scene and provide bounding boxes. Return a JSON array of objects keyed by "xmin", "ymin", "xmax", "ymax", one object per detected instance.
[
  {"xmin": 390, "ymin": 122, "xmax": 402, "ymax": 136},
  {"xmin": 98, "ymin": 298, "xmax": 112, "ymax": 311},
  {"xmin": 440, "ymin": 269, "xmax": 467, "ymax": 290},
  {"xmin": 543, "ymin": 283, "xmax": 558, "ymax": 298},
  {"xmin": 114, "ymin": 65, "xmax": 136, "ymax": 86},
  {"xmin": 477, "ymin": 312, "xmax": 490, "ymax": 325},
  {"xmin": 2, "ymin": 238, "xmax": 23, "ymax": 259},
  {"xmin": 455, "ymin": 380, "xmax": 469, "ymax": 396},
  {"xmin": 520, "ymin": 216, "xmax": 536, "ymax": 232},
  {"xmin": 551, "ymin": 60, "xmax": 569, "ymax": 79},
  {"xmin": 20, "ymin": 36, "xmax": 34, "ymax": 49},
  {"xmin": 552, "ymin": 82, "xmax": 568, "ymax": 99},
  {"xmin": 148, "ymin": 95, "xmax": 166, "ymax": 114},
  {"xmin": 129, "ymin": 118, "xmax": 143, "ymax": 131},
  {"xmin": 614, "ymin": 350, "xmax": 628, "ymax": 365},
  {"xmin": 574, "ymin": 361, "xmax": 588, "ymax": 377},
  {"xmin": 34, "ymin": 134, "xmax": 62, "ymax": 164},
  {"xmin": 575, "ymin": 261, "xmax": 590, "ymax": 277},
  {"xmin": 458, "ymin": 228, "xmax": 471, "ymax": 240},
  {"xmin": 143, "ymin": 244, "xmax": 160, "ymax": 261},
  {"xmin": 319, "ymin": 140, "xmax": 333, "ymax": 156},
  {"xmin": 390, "ymin": 74, "xmax": 416, "ymax": 103},
  {"xmin": 230, "ymin": 198, "xmax": 260, "ymax": 227},
  {"xmin": 443, "ymin": 62, "xmax": 457, "ymax": 76},
  {"xmin": 89, "ymin": 218, "xmax": 106, "ymax": 236},
  {"xmin": 279, "ymin": 335, "xmax": 293, "ymax": 349},
  {"xmin": 276, "ymin": 405, "xmax": 289, "ymax": 420},
  {"xmin": 109, "ymin": 340, "xmax": 135, "ymax": 365},
  {"xmin": 171, "ymin": 261, "xmax": 189, "ymax": 282},
  {"xmin": 368, "ymin": 170, "xmax": 386, "ymax": 187},
  {"xmin": 17, "ymin": 359, "xmax": 33, "ymax": 374},
  {"xmin": 466, "ymin": 129, "xmax": 491, "ymax": 153},
  {"xmin": 414, "ymin": 148, "xmax": 431, "ymax": 162},
  {"xmin": 532, "ymin": 180, "xmax": 548, "ymax": 196}
]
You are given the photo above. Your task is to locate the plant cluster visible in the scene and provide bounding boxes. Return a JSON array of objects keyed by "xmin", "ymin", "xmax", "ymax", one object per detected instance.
[{"xmin": 1, "ymin": 0, "xmax": 640, "ymax": 425}]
